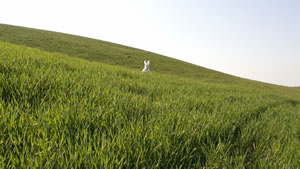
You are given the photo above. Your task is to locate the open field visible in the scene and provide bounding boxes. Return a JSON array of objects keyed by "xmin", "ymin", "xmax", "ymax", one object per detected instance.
[
  {"xmin": 0, "ymin": 41, "xmax": 300, "ymax": 168},
  {"xmin": 1, "ymin": 24, "xmax": 300, "ymax": 100}
]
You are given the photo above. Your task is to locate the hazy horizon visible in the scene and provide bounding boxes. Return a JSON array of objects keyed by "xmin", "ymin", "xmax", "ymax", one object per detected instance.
[{"xmin": 1, "ymin": 0, "xmax": 299, "ymax": 86}]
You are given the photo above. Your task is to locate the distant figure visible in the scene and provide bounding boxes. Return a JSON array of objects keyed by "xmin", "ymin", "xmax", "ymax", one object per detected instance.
[{"xmin": 142, "ymin": 60, "xmax": 150, "ymax": 72}]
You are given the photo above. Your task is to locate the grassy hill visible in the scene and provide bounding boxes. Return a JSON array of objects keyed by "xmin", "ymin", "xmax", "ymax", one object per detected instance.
[
  {"xmin": 0, "ymin": 24, "xmax": 300, "ymax": 168},
  {"xmin": 1, "ymin": 24, "xmax": 300, "ymax": 100}
]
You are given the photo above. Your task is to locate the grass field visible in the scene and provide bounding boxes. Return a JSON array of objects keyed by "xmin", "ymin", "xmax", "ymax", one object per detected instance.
[
  {"xmin": 1, "ymin": 24, "xmax": 300, "ymax": 168},
  {"xmin": 1, "ymin": 24, "xmax": 300, "ymax": 100},
  {"xmin": 1, "ymin": 41, "xmax": 300, "ymax": 168}
]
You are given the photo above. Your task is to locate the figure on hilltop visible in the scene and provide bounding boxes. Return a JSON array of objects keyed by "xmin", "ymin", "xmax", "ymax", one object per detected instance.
[{"xmin": 142, "ymin": 60, "xmax": 150, "ymax": 72}]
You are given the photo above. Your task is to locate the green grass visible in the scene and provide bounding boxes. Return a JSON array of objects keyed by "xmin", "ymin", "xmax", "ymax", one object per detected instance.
[
  {"xmin": 1, "ymin": 24, "xmax": 300, "ymax": 100},
  {"xmin": 1, "ymin": 41, "xmax": 300, "ymax": 168}
]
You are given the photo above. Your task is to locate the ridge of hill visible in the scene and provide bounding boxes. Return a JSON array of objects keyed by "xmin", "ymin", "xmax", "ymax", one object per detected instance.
[
  {"xmin": 0, "ymin": 24, "xmax": 235, "ymax": 80},
  {"xmin": 0, "ymin": 24, "xmax": 300, "ymax": 100}
]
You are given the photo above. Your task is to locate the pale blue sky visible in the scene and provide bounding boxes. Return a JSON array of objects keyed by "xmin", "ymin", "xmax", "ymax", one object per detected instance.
[{"xmin": 1, "ymin": 0, "xmax": 299, "ymax": 86}]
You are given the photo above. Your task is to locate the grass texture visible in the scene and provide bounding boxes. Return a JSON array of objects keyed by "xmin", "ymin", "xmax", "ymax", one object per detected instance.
[
  {"xmin": 0, "ymin": 41, "xmax": 300, "ymax": 168},
  {"xmin": 1, "ymin": 24, "xmax": 300, "ymax": 100}
]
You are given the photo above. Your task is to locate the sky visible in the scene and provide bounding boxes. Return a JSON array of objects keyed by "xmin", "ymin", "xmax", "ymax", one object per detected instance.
[{"xmin": 1, "ymin": 0, "xmax": 299, "ymax": 86}]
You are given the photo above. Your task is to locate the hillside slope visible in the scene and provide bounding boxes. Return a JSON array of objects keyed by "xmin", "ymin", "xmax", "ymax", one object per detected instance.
[
  {"xmin": 0, "ymin": 24, "xmax": 225, "ymax": 79},
  {"xmin": 1, "ymin": 41, "xmax": 299, "ymax": 168},
  {"xmin": 1, "ymin": 24, "xmax": 300, "ymax": 100}
]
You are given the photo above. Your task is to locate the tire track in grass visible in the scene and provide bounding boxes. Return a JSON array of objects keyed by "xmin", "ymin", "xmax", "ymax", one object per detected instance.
[
  {"xmin": 242, "ymin": 100, "xmax": 300, "ymax": 168},
  {"xmin": 224, "ymin": 101, "xmax": 285, "ymax": 168}
]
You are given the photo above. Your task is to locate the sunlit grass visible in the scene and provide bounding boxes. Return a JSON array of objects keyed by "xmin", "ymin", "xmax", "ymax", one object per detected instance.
[
  {"xmin": 0, "ymin": 42, "xmax": 300, "ymax": 168},
  {"xmin": 1, "ymin": 24, "xmax": 300, "ymax": 100}
]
